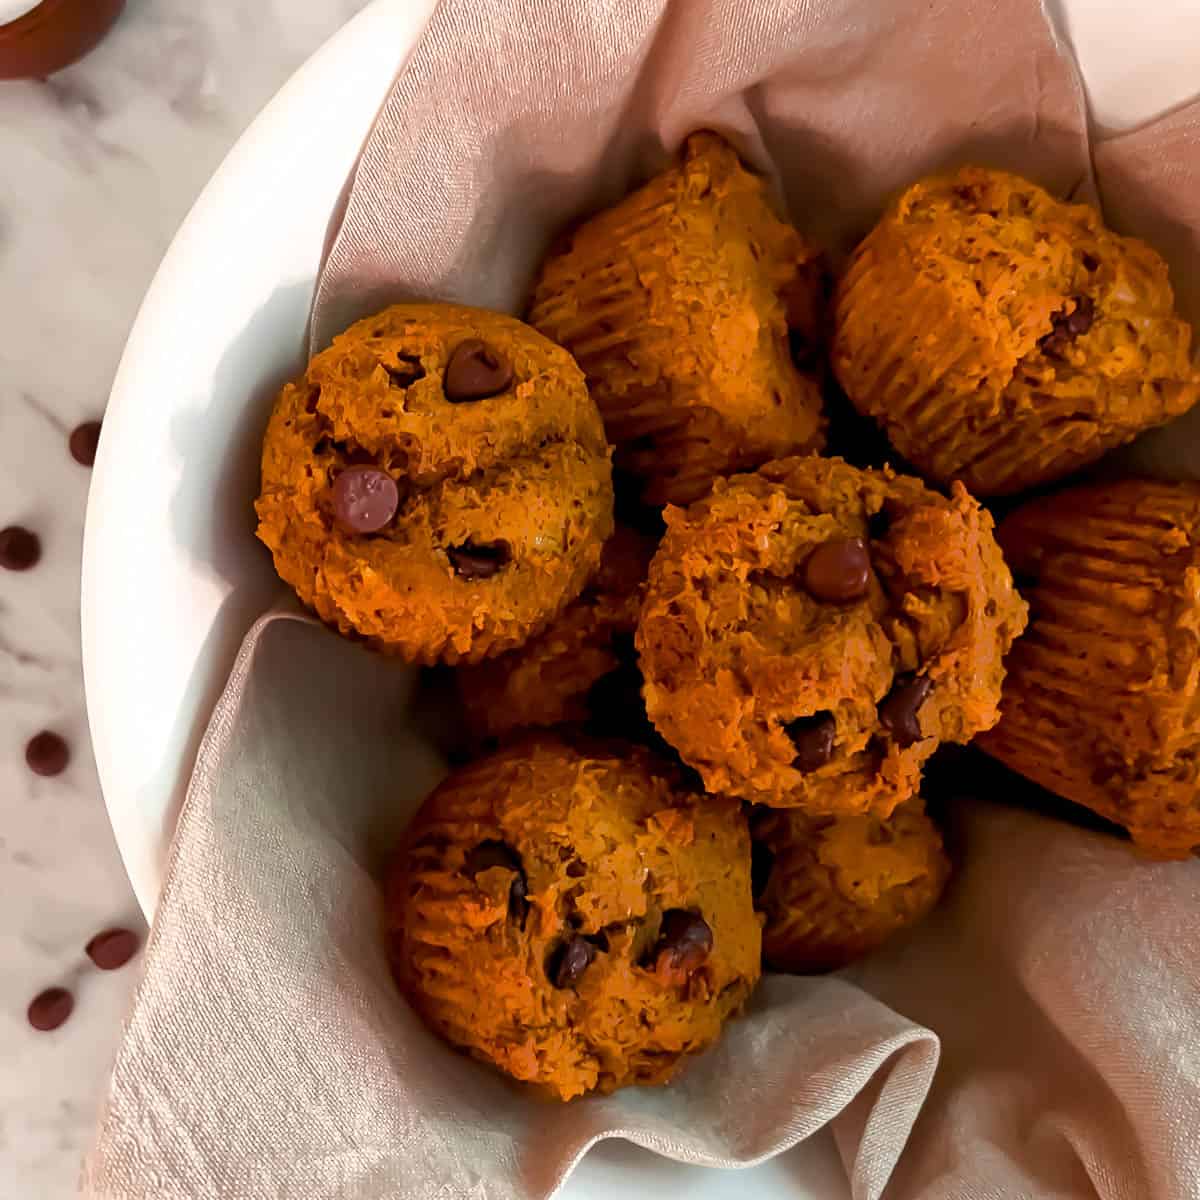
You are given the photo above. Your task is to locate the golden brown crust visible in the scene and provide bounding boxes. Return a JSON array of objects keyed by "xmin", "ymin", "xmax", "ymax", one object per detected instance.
[
  {"xmin": 255, "ymin": 302, "xmax": 614, "ymax": 663},
  {"xmin": 386, "ymin": 735, "xmax": 761, "ymax": 1100},
  {"xmin": 636, "ymin": 455, "xmax": 1027, "ymax": 813},
  {"xmin": 978, "ymin": 478, "xmax": 1200, "ymax": 858},
  {"xmin": 529, "ymin": 131, "xmax": 826, "ymax": 506},
  {"xmin": 753, "ymin": 799, "xmax": 949, "ymax": 973},
  {"xmin": 832, "ymin": 166, "xmax": 1200, "ymax": 496},
  {"xmin": 456, "ymin": 525, "xmax": 657, "ymax": 739}
]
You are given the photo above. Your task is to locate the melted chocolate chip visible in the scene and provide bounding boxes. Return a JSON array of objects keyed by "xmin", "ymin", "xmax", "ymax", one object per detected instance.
[
  {"xmin": 750, "ymin": 840, "xmax": 775, "ymax": 900},
  {"xmin": 27, "ymin": 987, "xmax": 73, "ymax": 1032},
  {"xmin": 0, "ymin": 526, "xmax": 40, "ymax": 571},
  {"xmin": 784, "ymin": 711, "xmax": 837, "ymax": 771},
  {"xmin": 332, "ymin": 465, "xmax": 399, "ymax": 534},
  {"xmin": 464, "ymin": 840, "xmax": 529, "ymax": 925},
  {"xmin": 803, "ymin": 537, "xmax": 871, "ymax": 604},
  {"xmin": 384, "ymin": 353, "xmax": 426, "ymax": 388},
  {"xmin": 444, "ymin": 338, "xmax": 513, "ymax": 402},
  {"xmin": 1040, "ymin": 296, "xmax": 1095, "ymax": 357},
  {"xmin": 879, "ymin": 674, "xmax": 934, "ymax": 748},
  {"xmin": 85, "ymin": 928, "xmax": 140, "ymax": 971},
  {"xmin": 25, "ymin": 731, "xmax": 69, "ymax": 777},
  {"xmin": 650, "ymin": 909, "xmax": 713, "ymax": 980},
  {"xmin": 69, "ymin": 420, "xmax": 102, "ymax": 466},
  {"xmin": 548, "ymin": 935, "xmax": 597, "ymax": 989},
  {"xmin": 1081, "ymin": 252, "xmax": 1100, "ymax": 272},
  {"xmin": 448, "ymin": 540, "xmax": 511, "ymax": 580}
]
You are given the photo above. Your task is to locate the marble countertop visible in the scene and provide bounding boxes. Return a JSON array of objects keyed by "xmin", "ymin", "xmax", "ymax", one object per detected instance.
[{"xmin": 0, "ymin": 3, "xmax": 369, "ymax": 1195}]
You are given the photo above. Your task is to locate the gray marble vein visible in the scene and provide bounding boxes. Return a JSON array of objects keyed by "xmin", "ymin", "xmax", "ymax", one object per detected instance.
[{"xmin": 0, "ymin": 3, "xmax": 371, "ymax": 1196}]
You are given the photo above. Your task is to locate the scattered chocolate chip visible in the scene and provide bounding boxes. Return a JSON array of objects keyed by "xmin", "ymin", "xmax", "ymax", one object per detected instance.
[
  {"xmin": 448, "ymin": 540, "xmax": 511, "ymax": 580},
  {"xmin": 25, "ymin": 730, "xmax": 69, "ymax": 777},
  {"xmin": 384, "ymin": 353, "xmax": 426, "ymax": 388},
  {"xmin": 1081, "ymin": 252, "xmax": 1100, "ymax": 272},
  {"xmin": 784, "ymin": 711, "xmax": 837, "ymax": 771},
  {"xmin": 464, "ymin": 839, "xmax": 529, "ymax": 925},
  {"xmin": 68, "ymin": 420, "xmax": 102, "ymax": 467},
  {"xmin": 312, "ymin": 438, "xmax": 331, "ymax": 456},
  {"xmin": 867, "ymin": 508, "xmax": 891, "ymax": 541},
  {"xmin": 444, "ymin": 338, "xmax": 513, "ymax": 402},
  {"xmin": 0, "ymin": 526, "xmax": 40, "ymax": 571},
  {"xmin": 878, "ymin": 674, "xmax": 934, "ymax": 748},
  {"xmin": 85, "ymin": 927, "xmax": 140, "ymax": 971},
  {"xmin": 27, "ymin": 987, "xmax": 73, "ymax": 1032},
  {"xmin": 651, "ymin": 910, "xmax": 713, "ymax": 982},
  {"xmin": 549, "ymin": 935, "xmax": 597, "ymax": 989},
  {"xmin": 750, "ymin": 841, "xmax": 775, "ymax": 900},
  {"xmin": 803, "ymin": 537, "xmax": 872, "ymax": 604},
  {"xmin": 332, "ymin": 465, "xmax": 399, "ymax": 534},
  {"xmin": 1040, "ymin": 295, "xmax": 1095, "ymax": 356}
]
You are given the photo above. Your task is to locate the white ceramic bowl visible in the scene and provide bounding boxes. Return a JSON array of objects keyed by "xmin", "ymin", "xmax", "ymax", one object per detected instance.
[{"xmin": 80, "ymin": 1, "xmax": 1200, "ymax": 1194}]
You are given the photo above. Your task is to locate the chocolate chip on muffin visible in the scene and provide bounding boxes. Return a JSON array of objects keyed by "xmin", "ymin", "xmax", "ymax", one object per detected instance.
[{"xmin": 255, "ymin": 302, "xmax": 614, "ymax": 663}]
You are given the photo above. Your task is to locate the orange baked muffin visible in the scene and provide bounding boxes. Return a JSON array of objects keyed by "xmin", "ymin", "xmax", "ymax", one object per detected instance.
[
  {"xmin": 751, "ymin": 799, "xmax": 949, "ymax": 973},
  {"xmin": 386, "ymin": 735, "xmax": 761, "ymax": 1100},
  {"xmin": 978, "ymin": 478, "xmax": 1200, "ymax": 858},
  {"xmin": 529, "ymin": 131, "xmax": 826, "ymax": 506},
  {"xmin": 833, "ymin": 166, "xmax": 1199, "ymax": 496},
  {"xmin": 637, "ymin": 455, "xmax": 1028, "ymax": 813},
  {"xmin": 457, "ymin": 525, "xmax": 656, "ymax": 741},
  {"xmin": 256, "ymin": 302, "xmax": 613, "ymax": 663}
]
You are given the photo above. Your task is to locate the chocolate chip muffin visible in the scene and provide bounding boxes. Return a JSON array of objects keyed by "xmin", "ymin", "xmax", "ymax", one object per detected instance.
[
  {"xmin": 528, "ymin": 131, "xmax": 826, "ymax": 507},
  {"xmin": 636, "ymin": 455, "xmax": 1028, "ymax": 813},
  {"xmin": 386, "ymin": 735, "xmax": 761, "ymax": 1101},
  {"xmin": 832, "ymin": 166, "xmax": 1200, "ymax": 496},
  {"xmin": 256, "ymin": 302, "xmax": 614, "ymax": 663},
  {"xmin": 752, "ymin": 799, "xmax": 949, "ymax": 973},
  {"xmin": 978, "ymin": 478, "xmax": 1200, "ymax": 858},
  {"xmin": 457, "ymin": 525, "xmax": 656, "ymax": 741}
]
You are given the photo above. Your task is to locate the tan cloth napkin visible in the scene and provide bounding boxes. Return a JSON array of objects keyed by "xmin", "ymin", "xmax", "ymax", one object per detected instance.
[{"xmin": 84, "ymin": 1, "xmax": 1200, "ymax": 1197}]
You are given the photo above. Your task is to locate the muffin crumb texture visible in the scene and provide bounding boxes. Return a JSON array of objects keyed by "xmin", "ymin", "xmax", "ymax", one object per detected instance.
[
  {"xmin": 833, "ymin": 166, "xmax": 1199, "ymax": 496},
  {"xmin": 256, "ymin": 302, "xmax": 613, "ymax": 664},
  {"xmin": 530, "ymin": 131, "xmax": 827, "ymax": 506},
  {"xmin": 753, "ymin": 799, "xmax": 949, "ymax": 973},
  {"xmin": 636, "ymin": 455, "xmax": 1027, "ymax": 814},
  {"xmin": 386, "ymin": 736, "xmax": 761, "ymax": 1100}
]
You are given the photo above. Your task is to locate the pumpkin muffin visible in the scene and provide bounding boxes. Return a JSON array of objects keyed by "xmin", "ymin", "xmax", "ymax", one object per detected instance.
[
  {"xmin": 528, "ymin": 131, "xmax": 826, "ymax": 506},
  {"xmin": 457, "ymin": 525, "xmax": 656, "ymax": 741},
  {"xmin": 636, "ymin": 455, "xmax": 1028, "ymax": 813},
  {"xmin": 751, "ymin": 799, "xmax": 949, "ymax": 973},
  {"xmin": 978, "ymin": 478, "xmax": 1200, "ymax": 858},
  {"xmin": 832, "ymin": 166, "xmax": 1199, "ymax": 496},
  {"xmin": 386, "ymin": 735, "xmax": 761, "ymax": 1101},
  {"xmin": 256, "ymin": 302, "xmax": 613, "ymax": 663}
]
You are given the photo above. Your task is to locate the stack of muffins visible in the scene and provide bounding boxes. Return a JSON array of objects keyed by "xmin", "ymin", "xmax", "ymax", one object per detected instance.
[{"xmin": 255, "ymin": 133, "xmax": 1200, "ymax": 1101}]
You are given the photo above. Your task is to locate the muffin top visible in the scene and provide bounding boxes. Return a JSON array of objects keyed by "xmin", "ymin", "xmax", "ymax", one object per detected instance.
[
  {"xmin": 637, "ymin": 455, "xmax": 1027, "ymax": 812},
  {"xmin": 529, "ymin": 131, "xmax": 827, "ymax": 505},
  {"xmin": 832, "ymin": 166, "xmax": 1199, "ymax": 495},
  {"xmin": 387, "ymin": 734, "xmax": 761, "ymax": 1100},
  {"xmin": 256, "ymin": 302, "xmax": 613, "ymax": 663},
  {"xmin": 752, "ymin": 799, "xmax": 949, "ymax": 973}
]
